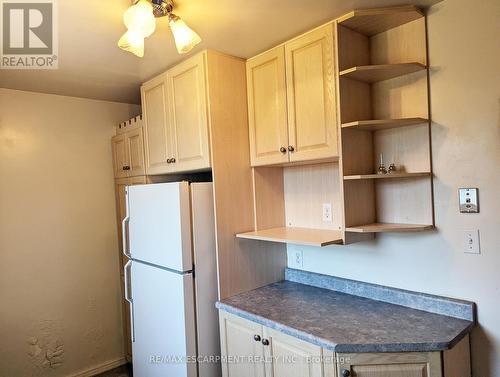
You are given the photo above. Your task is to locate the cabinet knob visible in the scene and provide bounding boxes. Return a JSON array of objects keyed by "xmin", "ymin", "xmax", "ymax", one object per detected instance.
[
  {"xmin": 166, "ymin": 159, "xmax": 172, "ymax": 164},
  {"xmin": 253, "ymin": 335, "xmax": 261, "ymax": 342},
  {"xmin": 261, "ymin": 339, "xmax": 269, "ymax": 346},
  {"xmin": 341, "ymin": 369, "xmax": 350, "ymax": 377},
  {"xmin": 280, "ymin": 147, "xmax": 287, "ymax": 153},
  {"xmin": 171, "ymin": 158, "xmax": 176, "ymax": 163},
  {"xmin": 123, "ymin": 166, "xmax": 131, "ymax": 171},
  {"xmin": 288, "ymin": 146, "xmax": 295, "ymax": 152}
]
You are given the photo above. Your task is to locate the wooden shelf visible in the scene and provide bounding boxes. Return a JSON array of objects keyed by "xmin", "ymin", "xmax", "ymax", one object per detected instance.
[
  {"xmin": 337, "ymin": 5, "xmax": 424, "ymax": 36},
  {"xmin": 346, "ymin": 223, "xmax": 434, "ymax": 233},
  {"xmin": 340, "ymin": 63, "xmax": 426, "ymax": 83},
  {"xmin": 236, "ymin": 227, "xmax": 343, "ymax": 247},
  {"xmin": 341, "ymin": 118, "xmax": 428, "ymax": 131},
  {"xmin": 344, "ymin": 172, "xmax": 431, "ymax": 180}
]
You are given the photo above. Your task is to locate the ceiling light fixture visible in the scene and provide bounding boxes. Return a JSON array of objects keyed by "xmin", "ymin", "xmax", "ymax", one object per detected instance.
[{"xmin": 118, "ymin": 0, "xmax": 202, "ymax": 57}]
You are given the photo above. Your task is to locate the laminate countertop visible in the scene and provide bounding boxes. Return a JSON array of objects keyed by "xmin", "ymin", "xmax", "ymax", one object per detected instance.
[{"xmin": 216, "ymin": 269, "xmax": 475, "ymax": 353}]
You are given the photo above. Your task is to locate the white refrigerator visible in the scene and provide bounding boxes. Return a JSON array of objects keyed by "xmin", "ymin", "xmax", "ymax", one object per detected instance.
[{"xmin": 122, "ymin": 182, "xmax": 220, "ymax": 377}]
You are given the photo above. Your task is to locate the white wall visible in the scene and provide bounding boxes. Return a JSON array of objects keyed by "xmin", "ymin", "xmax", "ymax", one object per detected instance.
[
  {"xmin": 287, "ymin": 0, "xmax": 500, "ymax": 376},
  {"xmin": 0, "ymin": 89, "xmax": 139, "ymax": 376}
]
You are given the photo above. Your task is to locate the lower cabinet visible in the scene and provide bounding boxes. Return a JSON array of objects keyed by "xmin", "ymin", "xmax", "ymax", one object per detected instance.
[
  {"xmin": 219, "ymin": 311, "xmax": 471, "ymax": 377},
  {"xmin": 336, "ymin": 352, "xmax": 442, "ymax": 377},
  {"xmin": 219, "ymin": 311, "xmax": 332, "ymax": 377}
]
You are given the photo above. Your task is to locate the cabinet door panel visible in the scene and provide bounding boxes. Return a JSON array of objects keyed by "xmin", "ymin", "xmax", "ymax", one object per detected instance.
[
  {"xmin": 337, "ymin": 352, "xmax": 442, "ymax": 377},
  {"xmin": 285, "ymin": 24, "xmax": 338, "ymax": 162},
  {"xmin": 126, "ymin": 128, "xmax": 146, "ymax": 177},
  {"xmin": 112, "ymin": 134, "xmax": 128, "ymax": 178},
  {"xmin": 352, "ymin": 363, "xmax": 427, "ymax": 377},
  {"xmin": 247, "ymin": 47, "xmax": 289, "ymax": 166},
  {"xmin": 141, "ymin": 75, "xmax": 173, "ymax": 175},
  {"xmin": 168, "ymin": 53, "xmax": 211, "ymax": 172},
  {"xmin": 219, "ymin": 312, "xmax": 265, "ymax": 377},
  {"xmin": 263, "ymin": 327, "xmax": 323, "ymax": 377}
]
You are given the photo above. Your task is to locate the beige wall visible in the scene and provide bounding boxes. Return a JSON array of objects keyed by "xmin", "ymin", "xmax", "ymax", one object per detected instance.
[
  {"xmin": 287, "ymin": 0, "xmax": 500, "ymax": 376},
  {"xmin": 0, "ymin": 89, "xmax": 139, "ymax": 376}
]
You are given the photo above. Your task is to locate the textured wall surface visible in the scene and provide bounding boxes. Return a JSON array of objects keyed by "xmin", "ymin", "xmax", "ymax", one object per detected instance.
[
  {"xmin": 0, "ymin": 89, "xmax": 139, "ymax": 376},
  {"xmin": 287, "ymin": 0, "xmax": 500, "ymax": 376}
]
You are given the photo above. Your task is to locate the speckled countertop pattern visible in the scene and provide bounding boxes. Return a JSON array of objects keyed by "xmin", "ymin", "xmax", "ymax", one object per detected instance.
[{"xmin": 216, "ymin": 280, "xmax": 474, "ymax": 353}]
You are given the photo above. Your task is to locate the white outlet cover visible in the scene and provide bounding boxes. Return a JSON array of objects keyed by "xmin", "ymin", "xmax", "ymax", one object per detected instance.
[
  {"xmin": 322, "ymin": 203, "xmax": 333, "ymax": 222},
  {"xmin": 292, "ymin": 250, "xmax": 304, "ymax": 268},
  {"xmin": 463, "ymin": 229, "xmax": 480, "ymax": 254}
]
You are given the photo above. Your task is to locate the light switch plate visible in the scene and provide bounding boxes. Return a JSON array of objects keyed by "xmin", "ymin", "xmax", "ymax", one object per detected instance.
[{"xmin": 459, "ymin": 188, "xmax": 479, "ymax": 213}]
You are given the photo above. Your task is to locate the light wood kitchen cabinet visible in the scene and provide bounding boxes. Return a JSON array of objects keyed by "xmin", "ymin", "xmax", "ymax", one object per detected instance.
[
  {"xmin": 141, "ymin": 73, "xmax": 173, "ymax": 175},
  {"xmin": 142, "ymin": 52, "xmax": 211, "ymax": 175},
  {"xmin": 219, "ymin": 311, "xmax": 266, "ymax": 377},
  {"xmin": 285, "ymin": 24, "xmax": 337, "ymax": 163},
  {"xmin": 219, "ymin": 311, "xmax": 331, "ymax": 377},
  {"xmin": 336, "ymin": 352, "xmax": 442, "ymax": 377},
  {"xmin": 111, "ymin": 128, "xmax": 146, "ymax": 178},
  {"xmin": 111, "ymin": 134, "xmax": 128, "ymax": 178},
  {"xmin": 246, "ymin": 47, "xmax": 289, "ymax": 166},
  {"xmin": 126, "ymin": 128, "xmax": 146, "ymax": 177},
  {"xmin": 167, "ymin": 53, "xmax": 211, "ymax": 172},
  {"xmin": 263, "ymin": 327, "xmax": 324, "ymax": 377},
  {"xmin": 246, "ymin": 24, "xmax": 338, "ymax": 167},
  {"xmin": 219, "ymin": 311, "xmax": 470, "ymax": 377}
]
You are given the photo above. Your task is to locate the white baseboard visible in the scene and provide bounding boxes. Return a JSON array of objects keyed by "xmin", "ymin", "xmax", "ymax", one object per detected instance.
[{"xmin": 67, "ymin": 357, "xmax": 128, "ymax": 377}]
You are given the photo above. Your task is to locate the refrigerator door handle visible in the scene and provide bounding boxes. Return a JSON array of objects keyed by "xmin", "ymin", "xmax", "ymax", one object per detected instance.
[
  {"xmin": 122, "ymin": 216, "xmax": 131, "ymax": 258},
  {"xmin": 124, "ymin": 260, "xmax": 135, "ymax": 342}
]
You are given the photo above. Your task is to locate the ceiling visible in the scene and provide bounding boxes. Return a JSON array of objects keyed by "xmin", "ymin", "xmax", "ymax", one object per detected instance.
[{"xmin": 0, "ymin": 0, "xmax": 442, "ymax": 104}]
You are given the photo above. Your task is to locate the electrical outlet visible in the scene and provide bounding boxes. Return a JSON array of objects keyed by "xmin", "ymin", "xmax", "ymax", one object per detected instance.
[
  {"xmin": 463, "ymin": 229, "xmax": 480, "ymax": 254},
  {"xmin": 292, "ymin": 250, "xmax": 304, "ymax": 268},
  {"xmin": 322, "ymin": 203, "xmax": 333, "ymax": 222}
]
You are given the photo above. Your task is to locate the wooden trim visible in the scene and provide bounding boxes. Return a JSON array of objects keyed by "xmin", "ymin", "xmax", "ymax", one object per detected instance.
[
  {"xmin": 346, "ymin": 222, "xmax": 434, "ymax": 233},
  {"xmin": 236, "ymin": 227, "xmax": 343, "ymax": 247},
  {"xmin": 340, "ymin": 63, "xmax": 426, "ymax": 83},
  {"xmin": 206, "ymin": 51, "xmax": 286, "ymax": 299},
  {"xmin": 337, "ymin": 5, "xmax": 424, "ymax": 36},
  {"xmin": 341, "ymin": 117, "xmax": 428, "ymax": 131},
  {"xmin": 443, "ymin": 334, "xmax": 471, "ymax": 377},
  {"xmin": 344, "ymin": 172, "xmax": 431, "ymax": 180}
]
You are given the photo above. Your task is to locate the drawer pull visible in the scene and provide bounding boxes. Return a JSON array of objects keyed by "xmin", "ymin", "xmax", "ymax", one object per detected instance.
[{"xmin": 341, "ymin": 369, "xmax": 350, "ymax": 377}]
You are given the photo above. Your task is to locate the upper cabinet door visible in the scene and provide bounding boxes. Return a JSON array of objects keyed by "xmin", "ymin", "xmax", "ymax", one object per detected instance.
[
  {"xmin": 126, "ymin": 128, "xmax": 146, "ymax": 177},
  {"xmin": 141, "ymin": 74, "xmax": 174, "ymax": 175},
  {"xmin": 246, "ymin": 47, "xmax": 289, "ymax": 167},
  {"xmin": 112, "ymin": 134, "xmax": 128, "ymax": 178},
  {"xmin": 167, "ymin": 53, "xmax": 211, "ymax": 172},
  {"xmin": 285, "ymin": 24, "xmax": 338, "ymax": 162}
]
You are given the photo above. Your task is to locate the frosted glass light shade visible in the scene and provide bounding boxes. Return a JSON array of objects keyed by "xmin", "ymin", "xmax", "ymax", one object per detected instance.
[
  {"xmin": 168, "ymin": 15, "xmax": 201, "ymax": 54},
  {"xmin": 123, "ymin": 0, "xmax": 156, "ymax": 38},
  {"xmin": 118, "ymin": 30, "xmax": 145, "ymax": 58}
]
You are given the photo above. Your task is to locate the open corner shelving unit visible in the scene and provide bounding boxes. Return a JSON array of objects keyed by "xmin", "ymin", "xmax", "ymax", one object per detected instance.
[
  {"xmin": 336, "ymin": 5, "xmax": 434, "ymax": 243},
  {"xmin": 236, "ymin": 162, "xmax": 344, "ymax": 248}
]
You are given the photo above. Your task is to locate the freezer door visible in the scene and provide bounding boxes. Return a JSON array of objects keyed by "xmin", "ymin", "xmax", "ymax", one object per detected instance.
[
  {"xmin": 130, "ymin": 260, "xmax": 197, "ymax": 377},
  {"xmin": 126, "ymin": 182, "xmax": 192, "ymax": 272}
]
